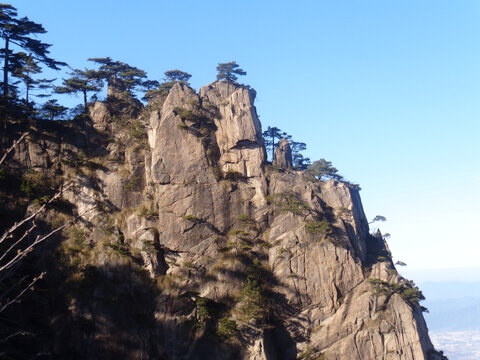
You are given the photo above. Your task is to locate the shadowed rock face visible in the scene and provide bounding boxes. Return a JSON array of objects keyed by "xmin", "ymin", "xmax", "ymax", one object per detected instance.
[{"xmin": 4, "ymin": 81, "xmax": 446, "ymax": 360}]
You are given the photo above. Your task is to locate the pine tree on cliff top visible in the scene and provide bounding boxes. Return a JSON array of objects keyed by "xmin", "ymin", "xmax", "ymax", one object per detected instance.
[
  {"xmin": 88, "ymin": 57, "xmax": 147, "ymax": 95},
  {"xmin": 55, "ymin": 68, "xmax": 103, "ymax": 112},
  {"xmin": 216, "ymin": 61, "xmax": 246, "ymax": 82}
]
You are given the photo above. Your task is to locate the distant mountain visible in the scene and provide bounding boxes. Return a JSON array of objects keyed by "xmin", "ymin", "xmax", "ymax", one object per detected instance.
[{"xmin": 421, "ymin": 281, "xmax": 480, "ymax": 331}]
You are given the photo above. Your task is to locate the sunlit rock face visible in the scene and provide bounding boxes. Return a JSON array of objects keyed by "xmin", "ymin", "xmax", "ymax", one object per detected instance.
[{"xmin": 6, "ymin": 80, "xmax": 446, "ymax": 360}]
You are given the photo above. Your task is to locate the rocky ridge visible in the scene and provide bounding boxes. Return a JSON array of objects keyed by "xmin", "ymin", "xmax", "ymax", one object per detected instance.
[{"xmin": 5, "ymin": 81, "xmax": 446, "ymax": 359}]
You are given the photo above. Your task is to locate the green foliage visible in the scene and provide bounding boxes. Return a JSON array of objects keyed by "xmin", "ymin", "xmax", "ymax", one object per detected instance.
[
  {"xmin": 20, "ymin": 171, "xmax": 60, "ymax": 199},
  {"xmin": 337, "ymin": 206, "xmax": 351, "ymax": 215},
  {"xmin": 369, "ymin": 215, "xmax": 387, "ymax": 224},
  {"xmin": 0, "ymin": 3, "xmax": 66, "ymax": 100},
  {"xmin": 196, "ymin": 296, "xmax": 217, "ymax": 320},
  {"xmin": 164, "ymin": 69, "xmax": 191, "ymax": 84},
  {"xmin": 129, "ymin": 120, "xmax": 147, "ymax": 140},
  {"xmin": 182, "ymin": 214, "xmax": 200, "ymax": 222},
  {"xmin": 144, "ymin": 69, "xmax": 191, "ymax": 100},
  {"xmin": 124, "ymin": 176, "xmax": 143, "ymax": 191},
  {"xmin": 236, "ymin": 213, "xmax": 255, "ymax": 226},
  {"xmin": 173, "ymin": 106, "xmax": 217, "ymax": 138},
  {"xmin": 55, "ymin": 68, "xmax": 102, "ymax": 110},
  {"xmin": 238, "ymin": 259, "xmax": 270, "ymax": 326},
  {"xmin": 65, "ymin": 226, "xmax": 88, "ymax": 254},
  {"xmin": 20, "ymin": 178, "xmax": 36, "ymax": 198},
  {"xmin": 138, "ymin": 206, "xmax": 158, "ymax": 218},
  {"xmin": 297, "ymin": 347, "xmax": 324, "ymax": 360},
  {"xmin": 217, "ymin": 318, "xmax": 237, "ymax": 339},
  {"xmin": 178, "ymin": 291, "xmax": 221, "ymax": 323},
  {"xmin": 305, "ymin": 220, "xmax": 331, "ymax": 235},
  {"xmin": 228, "ymin": 229, "xmax": 250, "ymax": 237},
  {"xmin": 267, "ymin": 192, "xmax": 310, "ymax": 215},
  {"xmin": 305, "ymin": 159, "xmax": 343, "ymax": 181},
  {"xmin": 211, "ymin": 166, "xmax": 223, "ymax": 181},
  {"xmin": 262, "ymin": 126, "xmax": 285, "ymax": 161},
  {"xmin": 40, "ymin": 99, "xmax": 68, "ymax": 120},
  {"xmin": 88, "ymin": 57, "xmax": 147, "ymax": 95},
  {"xmin": 141, "ymin": 239, "xmax": 158, "ymax": 254},
  {"xmin": 104, "ymin": 241, "xmax": 130, "ymax": 258},
  {"xmin": 368, "ymin": 279, "xmax": 426, "ymax": 306},
  {"xmin": 261, "ymin": 127, "xmax": 309, "ymax": 166},
  {"xmin": 216, "ymin": 61, "xmax": 246, "ymax": 82},
  {"xmin": 224, "ymin": 169, "xmax": 243, "ymax": 181},
  {"xmin": 264, "ymin": 194, "xmax": 275, "ymax": 204}
]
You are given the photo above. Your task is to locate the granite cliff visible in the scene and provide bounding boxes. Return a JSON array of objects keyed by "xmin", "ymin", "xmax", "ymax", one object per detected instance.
[{"xmin": 1, "ymin": 81, "xmax": 447, "ymax": 359}]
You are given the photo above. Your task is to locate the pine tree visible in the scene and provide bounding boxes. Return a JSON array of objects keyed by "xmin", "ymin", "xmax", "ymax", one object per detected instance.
[
  {"xmin": 12, "ymin": 53, "xmax": 54, "ymax": 106},
  {"xmin": 144, "ymin": 70, "xmax": 191, "ymax": 100},
  {"xmin": 0, "ymin": 4, "xmax": 65, "ymax": 98},
  {"xmin": 55, "ymin": 68, "xmax": 103, "ymax": 112},
  {"xmin": 262, "ymin": 126, "xmax": 285, "ymax": 161},
  {"xmin": 290, "ymin": 141, "xmax": 311, "ymax": 170},
  {"xmin": 164, "ymin": 70, "xmax": 191, "ymax": 84},
  {"xmin": 305, "ymin": 159, "xmax": 343, "ymax": 181},
  {"xmin": 88, "ymin": 57, "xmax": 147, "ymax": 96},
  {"xmin": 40, "ymin": 99, "xmax": 67, "ymax": 121},
  {"xmin": 216, "ymin": 61, "xmax": 246, "ymax": 82}
]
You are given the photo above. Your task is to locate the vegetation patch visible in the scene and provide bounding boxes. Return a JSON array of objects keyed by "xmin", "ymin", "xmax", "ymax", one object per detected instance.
[
  {"xmin": 266, "ymin": 192, "xmax": 311, "ymax": 215},
  {"xmin": 368, "ymin": 278, "xmax": 426, "ymax": 307},
  {"xmin": 305, "ymin": 220, "xmax": 331, "ymax": 235},
  {"xmin": 182, "ymin": 214, "xmax": 201, "ymax": 222},
  {"xmin": 104, "ymin": 241, "xmax": 131, "ymax": 258},
  {"xmin": 124, "ymin": 176, "xmax": 143, "ymax": 191},
  {"xmin": 237, "ymin": 259, "xmax": 271, "ymax": 327},
  {"xmin": 216, "ymin": 317, "xmax": 238, "ymax": 339}
]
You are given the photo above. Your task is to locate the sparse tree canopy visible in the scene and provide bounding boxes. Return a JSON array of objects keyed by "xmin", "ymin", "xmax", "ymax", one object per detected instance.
[
  {"xmin": 216, "ymin": 61, "xmax": 246, "ymax": 82},
  {"xmin": 0, "ymin": 4, "xmax": 66, "ymax": 98},
  {"xmin": 144, "ymin": 69, "xmax": 192, "ymax": 101},
  {"xmin": 369, "ymin": 215, "xmax": 387, "ymax": 224},
  {"xmin": 88, "ymin": 57, "xmax": 147, "ymax": 95},
  {"xmin": 263, "ymin": 126, "xmax": 286, "ymax": 161},
  {"xmin": 305, "ymin": 159, "xmax": 343, "ymax": 181},
  {"xmin": 40, "ymin": 99, "xmax": 67, "ymax": 121},
  {"xmin": 55, "ymin": 68, "xmax": 103, "ymax": 111},
  {"xmin": 164, "ymin": 70, "xmax": 191, "ymax": 84},
  {"xmin": 12, "ymin": 53, "xmax": 54, "ymax": 105},
  {"xmin": 290, "ymin": 141, "xmax": 311, "ymax": 170}
]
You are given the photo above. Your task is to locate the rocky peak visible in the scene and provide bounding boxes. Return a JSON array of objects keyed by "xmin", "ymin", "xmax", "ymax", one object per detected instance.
[
  {"xmin": 273, "ymin": 137, "xmax": 293, "ymax": 169},
  {"xmin": 199, "ymin": 81, "xmax": 265, "ymax": 178},
  {"xmin": 2, "ymin": 79, "xmax": 447, "ymax": 360}
]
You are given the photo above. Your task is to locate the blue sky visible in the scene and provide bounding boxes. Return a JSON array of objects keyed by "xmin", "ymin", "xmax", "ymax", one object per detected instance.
[{"xmin": 9, "ymin": 0, "xmax": 480, "ymax": 281}]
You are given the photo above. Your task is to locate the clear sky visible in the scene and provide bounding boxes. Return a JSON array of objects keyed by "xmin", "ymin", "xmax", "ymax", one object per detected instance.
[{"xmin": 8, "ymin": 0, "xmax": 480, "ymax": 281}]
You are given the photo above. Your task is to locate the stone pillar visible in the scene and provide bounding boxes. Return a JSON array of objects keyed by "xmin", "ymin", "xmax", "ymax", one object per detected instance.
[{"xmin": 273, "ymin": 138, "xmax": 293, "ymax": 169}]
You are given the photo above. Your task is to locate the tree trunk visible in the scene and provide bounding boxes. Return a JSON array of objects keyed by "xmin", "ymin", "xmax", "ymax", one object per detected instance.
[
  {"xmin": 83, "ymin": 89, "xmax": 87, "ymax": 113},
  {"xmin": 25, "ymin": 82, "xmax": 29, "ymax": 106},
  {"xmin": 3, "ymin": 37, "xmax": 9, "ymax": 98},
  {"xmin": 2, "ymin": 37, "xmax": 9, "ymax": 131},
  {"xmin": 272, "ymin": 137, "xmax": 275, "ymax": 161}
]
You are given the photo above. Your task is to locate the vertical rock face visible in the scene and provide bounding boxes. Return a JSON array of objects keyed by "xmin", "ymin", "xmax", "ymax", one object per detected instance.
[
  {"xmin": 273, "ymin": 137, "xmax": 293, "ymax": 169},
  {"xmin": 199, "ymin": 81, "xmax": 266, "ymax": 178},
  {"xmin": 4, "ymin": 81, "xmax": 446, "ymax": 360}
]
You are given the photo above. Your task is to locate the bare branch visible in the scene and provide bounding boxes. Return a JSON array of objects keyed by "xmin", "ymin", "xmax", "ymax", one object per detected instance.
[
  {"xmin": 0, "ymin": 272, "xmax": 45, "ymax": 314},
  {"xmin": 0, "ymin": 182, "xmax": 73, "ymax": 245},
  {"xmin": 0, "ymin": 133, "xmax": 27, "ymax": 167},
  {"xmin": 0, "ymin": 222, "xmax": 36, "ymax": 264}
]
